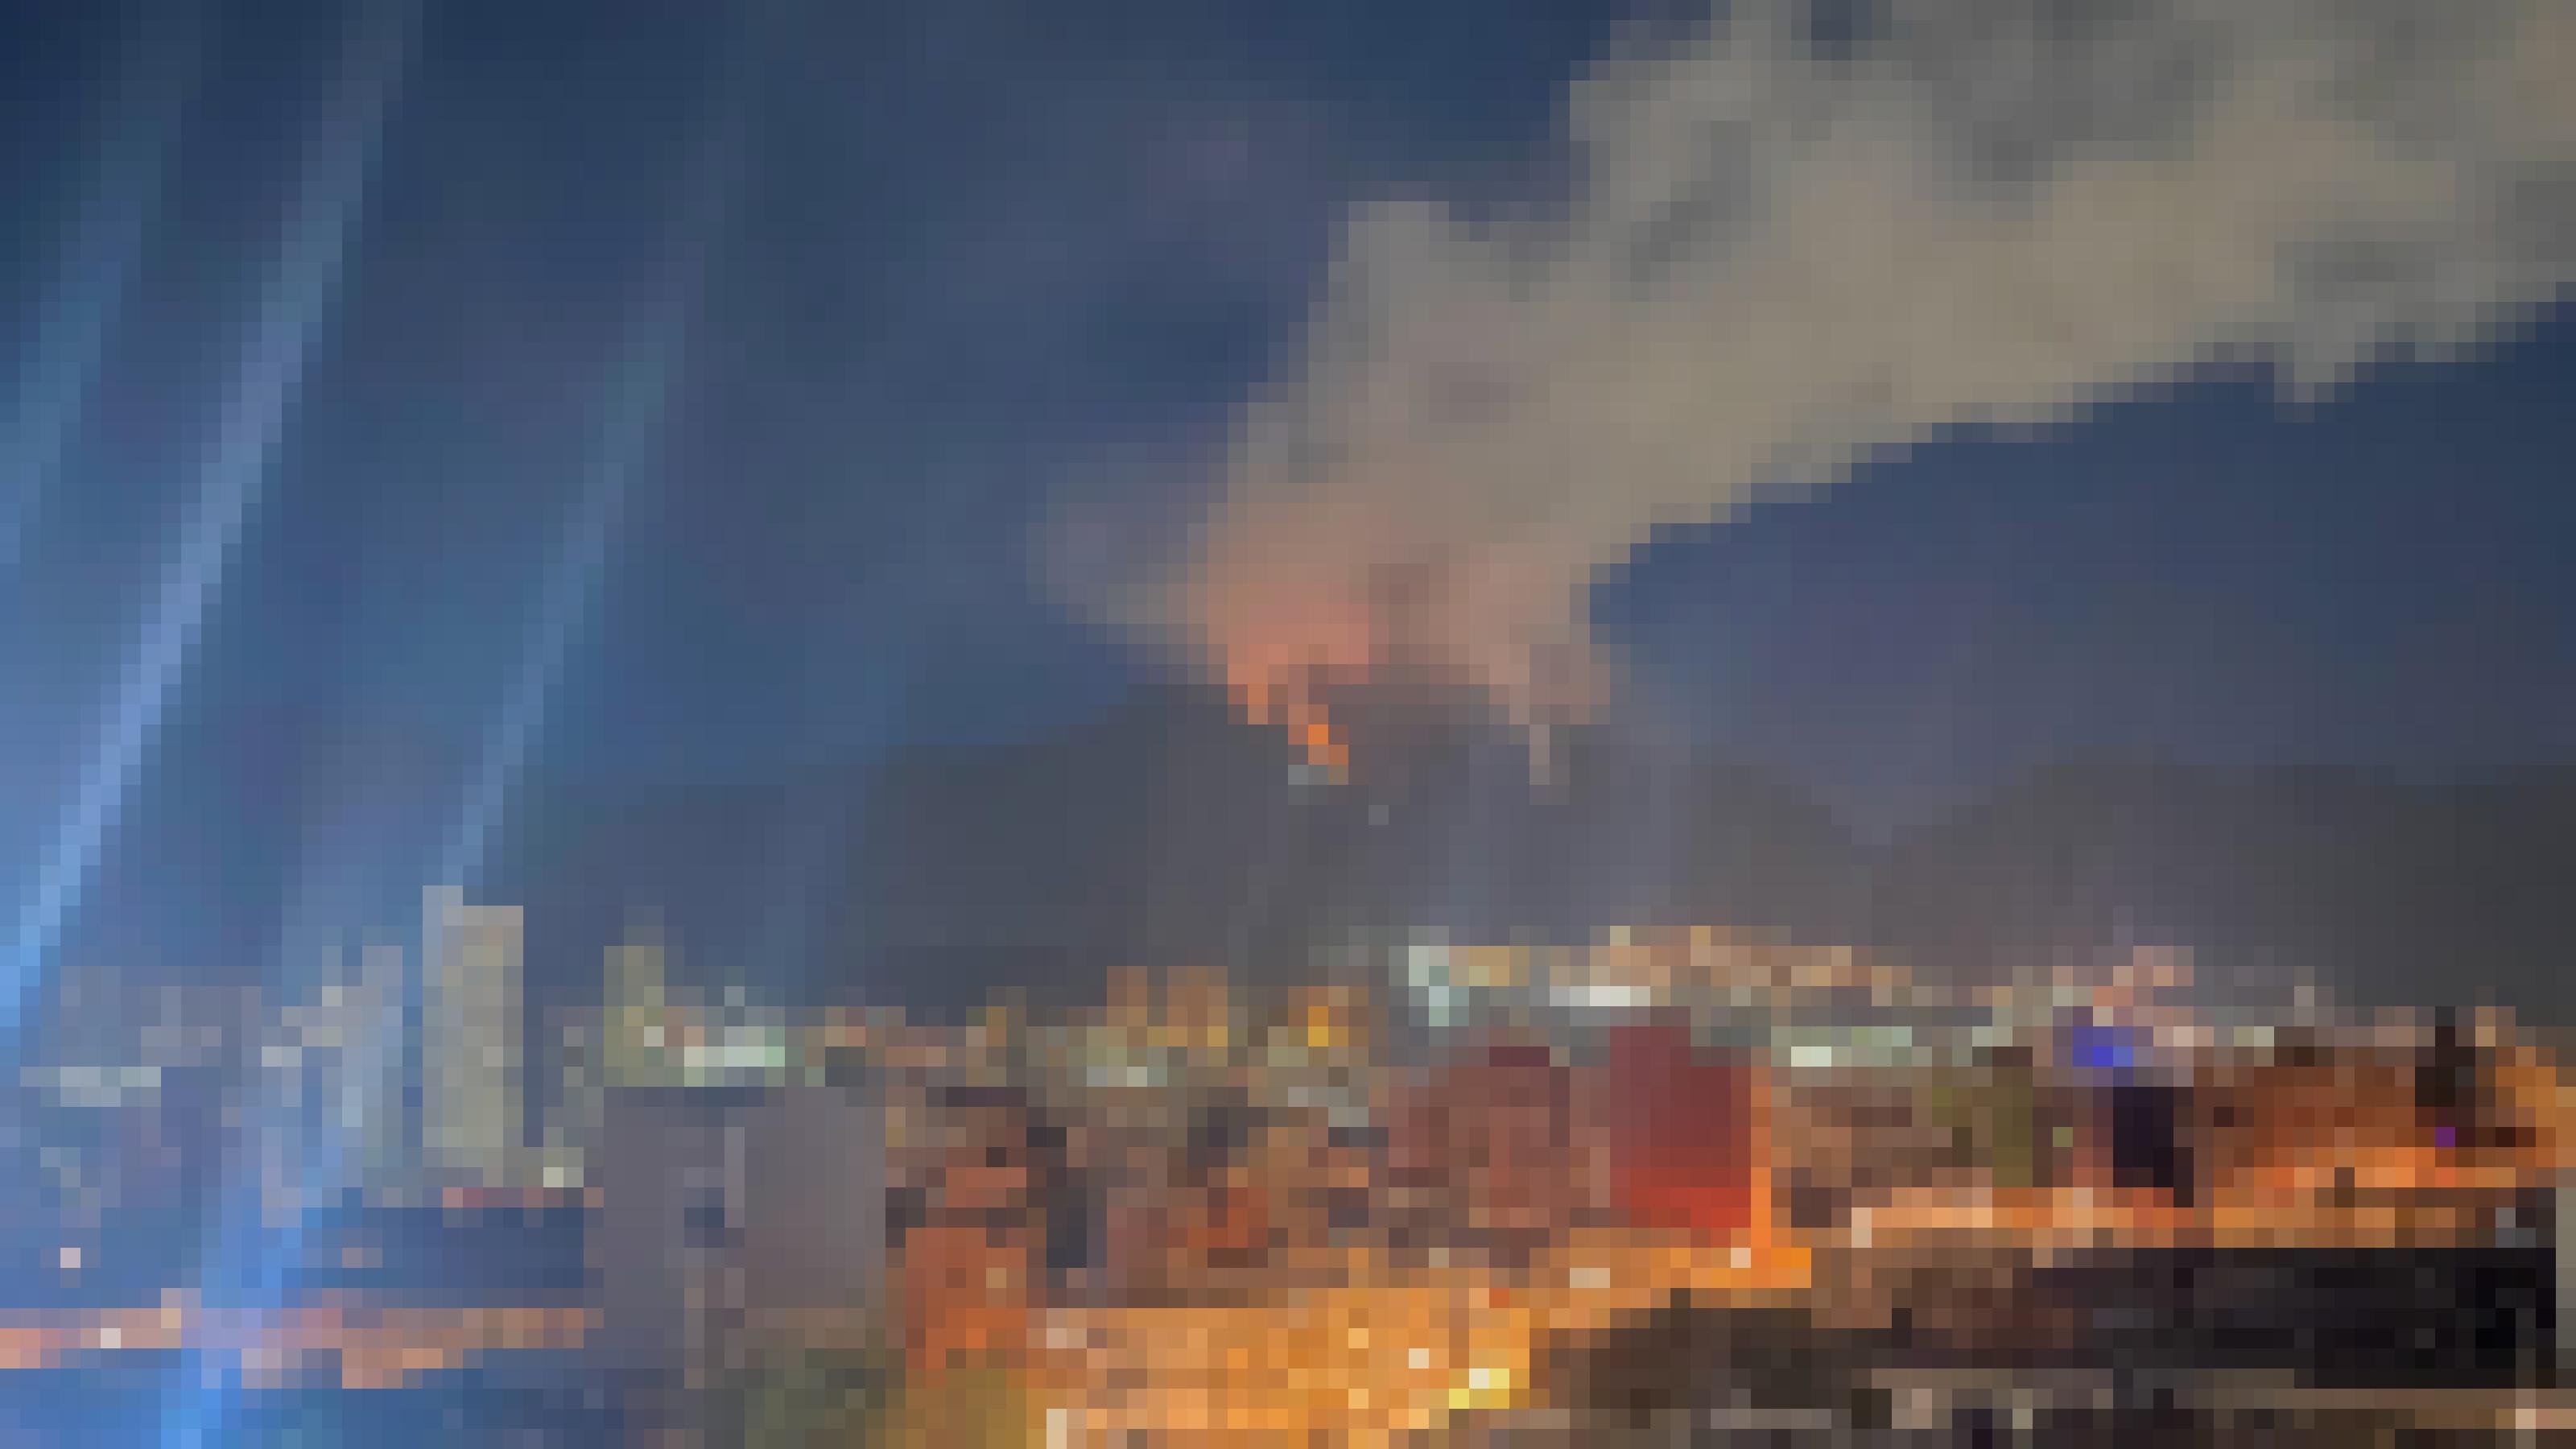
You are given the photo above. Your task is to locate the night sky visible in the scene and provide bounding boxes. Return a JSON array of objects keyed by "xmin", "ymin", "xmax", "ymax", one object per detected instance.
[{"xmin": 3, "ymin": 0, "xmax": 2571, "ymax": 1012}]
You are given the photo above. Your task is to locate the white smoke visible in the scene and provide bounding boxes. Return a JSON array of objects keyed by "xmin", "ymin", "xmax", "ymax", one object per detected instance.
[{"xmin": 1108, "ymin": 0, "xmax": 2576, "ymax": 736}]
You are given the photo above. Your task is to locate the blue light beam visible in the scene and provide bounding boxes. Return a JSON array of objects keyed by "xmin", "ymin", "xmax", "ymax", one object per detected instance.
[
  {"xmin": 431, "ymin": 15, "xmax": 759, "ymax": 903},
  {"xmin": 137, "ymin": 10, "xmax": 418, "ymax": 1446},
  {"xmin": 1, "ymin": 0, "xmax": 417, "ymax": 1068},
  {"xmin": 163, "ymin": 11, "xmax": 762, "ymax": 1444}
]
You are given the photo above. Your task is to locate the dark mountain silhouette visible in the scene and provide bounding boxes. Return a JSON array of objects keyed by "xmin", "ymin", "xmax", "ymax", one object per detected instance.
[
  {"xmin": 845, "ymin": 680, "xmax": 1879, "ymax": 1015},
  {"xmin": 1864, "ymin": 762, "xmax": 2576, "ymax": 1020},
  {"xmin": 476, "ymin": 686, "xmax": 2575, "ymax": 1025},
  {"xmin": 481, "ymin": 682, "xmax": 1865, "ymax": 1018}
]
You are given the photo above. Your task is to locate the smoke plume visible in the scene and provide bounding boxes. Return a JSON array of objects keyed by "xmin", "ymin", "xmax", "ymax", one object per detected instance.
[{"xmin": 1078, "ymin": 0, "xmax": 2576, "ymax": 749}]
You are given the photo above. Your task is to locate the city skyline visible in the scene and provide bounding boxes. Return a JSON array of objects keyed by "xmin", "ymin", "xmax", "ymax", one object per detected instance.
[{"xmin": 1, "ymin": 0, "xmax": 2570, "ymax": 1440}]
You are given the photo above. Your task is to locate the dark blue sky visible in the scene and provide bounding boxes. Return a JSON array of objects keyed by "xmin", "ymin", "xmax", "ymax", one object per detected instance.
[
  {"xmin": 2, "ymin": 0, "xmax": 2571, "ymax": 991},
  {"xmin": 1602, "ymin": 321, "xmax": 2576, "ymax": 833}
]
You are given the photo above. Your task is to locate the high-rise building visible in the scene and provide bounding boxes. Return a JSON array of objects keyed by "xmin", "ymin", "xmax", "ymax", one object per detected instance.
[
  {"xmin": 423, "ymin": 886, "xmax": 524, "ymax": 1190},
  {"xmin": 350, "ymin": 940, "xmax": 410, "ymax": 1195},
  {"xmin": 593, "ymin": 1081, "xmax": 886, "ymax": 1407}
]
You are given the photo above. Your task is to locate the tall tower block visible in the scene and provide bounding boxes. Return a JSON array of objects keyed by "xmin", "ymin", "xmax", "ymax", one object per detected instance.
[{"xmin": 423, "ymin": 886, "xmax": 524, "ymax": 1191}]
